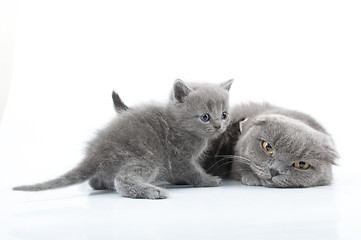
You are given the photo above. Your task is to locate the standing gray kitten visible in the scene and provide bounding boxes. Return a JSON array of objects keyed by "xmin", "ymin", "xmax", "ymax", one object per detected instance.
[
  {"xmin": 204, "ymin": 102, "xmax": 338, "ymax": 188},
  {"xmin": 13, "ymin": 79, "xmax": 233, "ymax": 199}
]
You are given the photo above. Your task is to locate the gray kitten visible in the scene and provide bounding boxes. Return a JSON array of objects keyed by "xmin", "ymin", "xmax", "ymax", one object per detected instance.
[
  {"xmin": 204, "ymin": 102, "xmax": 338, "ymax": 188},
  {"xmin": 13, "ymin": 79, "xmax": 233, "ymax": 199}
]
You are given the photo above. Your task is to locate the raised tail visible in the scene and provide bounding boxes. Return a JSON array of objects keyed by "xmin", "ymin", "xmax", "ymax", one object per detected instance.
[
  {"xmin": 13, "ymin": 160, "xmax": 98, "ymax": 191},
  {"xmin": 112, "ymin": 91, "xmax": 129, "ymax": 113}
]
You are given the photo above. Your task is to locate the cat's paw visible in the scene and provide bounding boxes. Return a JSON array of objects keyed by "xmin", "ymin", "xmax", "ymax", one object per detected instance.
[
  {"xmin": 194, "ymin": 175, "xmax": 222, "ymax": 187},
  {"xmin": 89, "ymin": 177, "xmax": 113, "ymax": 190},
  {"xmin": 115, "ymin": 182, "xmax": 168, "ymax": 200},
  {"xmin": 128, "ymin": 186, "xmax": 168, "ymax": 199},
  {"xmin": 142, "ymin": 186, "xmax": 169, "ymax": 199},
  {"xmin": 240, "ymin": 172, "xmax": 263, "ymax": 186}
]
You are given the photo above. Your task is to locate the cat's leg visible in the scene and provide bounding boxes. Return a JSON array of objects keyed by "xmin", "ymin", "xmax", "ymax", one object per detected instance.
[
  {"xmin": 177, "ymin": 161, "xmax": 222, "ymax": 187},
  {"xmin": 114, "ymin": 161, "xmax": 168, "ymax": 199},
  {"xmin": 89, "ymin": 175, "xmax": 114, "ymax": 190}
]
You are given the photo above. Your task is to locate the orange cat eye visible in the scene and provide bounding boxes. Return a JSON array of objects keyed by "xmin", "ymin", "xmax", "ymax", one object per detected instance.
[
  {"xmin": 262, "ymin": 141, "xmax": 273, "ymax": 154},
  {"xmin": 293, "ymin": 161, "xmax": 310, "ymax": 170}
]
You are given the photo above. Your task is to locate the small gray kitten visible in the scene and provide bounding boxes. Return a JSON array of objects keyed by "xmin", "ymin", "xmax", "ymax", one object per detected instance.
[
  {"xmin": 13, "ymin": 79, "xmax": 233, "ymax": 199},
  {"xmin": 204, "ymin": 102, "xmax": 338, "ymax": 188}
]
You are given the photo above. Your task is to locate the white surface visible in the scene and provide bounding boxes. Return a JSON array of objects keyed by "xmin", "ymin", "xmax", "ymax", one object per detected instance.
[
  {"xmin": 0, "ymin": 0, "xmax": 16, "ymax": 123},
  {"xmin": 1, "ymin": 1, "xmax": 361, "ymax": 239},
  {"xmin": 2, "ymin": 180, "xmax": 360, "ymax": 240}
]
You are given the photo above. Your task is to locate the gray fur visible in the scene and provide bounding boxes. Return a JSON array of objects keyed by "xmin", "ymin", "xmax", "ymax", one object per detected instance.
[
  {"xmin": 113, "ymin": 95, "xmax": 337, "ymax": 188},
  {"xmin": 228, "ymin": 102, "xmax": 338, "ymax": 187},
  {"xmin": 13, "ymin": 79, "xmax": 233, "ymax": 199},
  {"xmin": 203, "ymin": 102, "xmax": 338, "ymax": 188}
]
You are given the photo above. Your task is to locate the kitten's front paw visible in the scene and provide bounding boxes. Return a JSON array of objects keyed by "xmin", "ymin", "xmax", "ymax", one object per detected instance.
[
  {"xmin": 143, "ymin": 187, "xmax": 169, "ymax": 199},
  {"xmin": 194, "ymin": 175, "xmax": 222, "ymax": 187},
  {"xmin": 116, "ymin": 182, "xmax": 168, "ymax": 200}
]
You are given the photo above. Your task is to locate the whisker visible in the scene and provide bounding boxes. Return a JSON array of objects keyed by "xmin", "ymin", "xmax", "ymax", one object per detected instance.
[
  {"xmin": 204, "ymin": 157, "xmax": 238, "ymax": 172},
  {"xmin": 218, "ymin": 167, "xmax": 254, "ymax": 177},
  {"xmin": 204, "ymin": 155, "xmax": 252, "ymax": 177},
  {"xmin": 204, "ymin": 154, "xmax": 252, "ymax": 173},
  {"xmin": 205, "ymin": 159, "xmax": 236, "ymax": 173},
  {"xmin": 215, "ymin": 155, "xmax": 252, "ymax": 164},
  {"xmin": 251, "ymin": 163, "xmax": 263, "ymax": 172}
]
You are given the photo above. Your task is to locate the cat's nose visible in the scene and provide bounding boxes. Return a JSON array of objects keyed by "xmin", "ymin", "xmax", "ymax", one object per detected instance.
[
  {"xmin": 213, "ymin": 125, "xmax": 221, "ymax": 130},
  {"xmin": 270, "ymin": 168, "xmax": 280, "ymax": 177}
]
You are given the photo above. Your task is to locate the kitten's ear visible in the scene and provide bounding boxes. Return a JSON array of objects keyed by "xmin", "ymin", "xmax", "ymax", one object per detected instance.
[
  {"xmin": 220, "ymin": 79, "xmax": 234, "ymax": 91},
  {"xmin": 173, "ymin": 79, "xmax": 192, "ymax": 103}
]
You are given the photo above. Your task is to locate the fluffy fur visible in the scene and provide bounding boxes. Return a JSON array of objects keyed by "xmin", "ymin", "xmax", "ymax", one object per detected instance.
[
  {"xmin": 13, "ymin": 79, "xmax": 233, "ymax": 199},
  {"xmin": 205, "ymin": 102, "xmax": 338, "ymax": 188}
]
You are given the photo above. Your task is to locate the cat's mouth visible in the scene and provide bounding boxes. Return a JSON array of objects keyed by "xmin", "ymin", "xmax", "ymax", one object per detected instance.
[
  {"xmin": 255, "ymin": 172, "xmax": 279, "ymax": 186},
  {"xmin": 204, "ymin": 129, "xmax": 224, "ymax": 138},
  {"xmin": 213, "ymin": 127, "xmax": 226, "ymax": 135},
  {"xmin": 263, "ymin": 175, "xmax": 288, "ymax": 187},
  {"xmin": 254, "ymin": 167, "xmax": 283, "ymax": 186}
]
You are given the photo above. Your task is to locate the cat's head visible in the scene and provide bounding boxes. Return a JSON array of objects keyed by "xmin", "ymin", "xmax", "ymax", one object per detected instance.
[
  {"xmin": 170, "ymin": 79, "xmax": 233, "ymax": 139},
  {"xmin": 235, "ymin": 114, "xmax": 338, "ymax": 187}
]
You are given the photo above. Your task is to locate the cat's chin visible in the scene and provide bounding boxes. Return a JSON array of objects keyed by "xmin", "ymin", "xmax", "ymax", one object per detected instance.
[
  {"xmin": 262, "ymin": 177, "xmax": 305, "ymax": 188},
  {"xmin": 195, "ymin": 129, "xmax": 224, "ymax": 139},
  {"xmin": 259, "ymin": 178, "xmax": 281, "ymax": 188},
  {"xmin": 208, "ymin": 131, "xmax": 223, "ymax": 139},
  {"xmin": 257, "ymin": 175, "xmax": 284, "ymax": 188}
]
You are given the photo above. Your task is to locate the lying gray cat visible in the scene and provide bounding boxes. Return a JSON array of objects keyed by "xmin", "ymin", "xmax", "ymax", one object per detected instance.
[
  {"xmin": 204, "ymin": 102, "xmax": 338, "ymax": 188},
  {"xmin": 13, "ymin": 79, "xmax": 233, "ymax": 199}
]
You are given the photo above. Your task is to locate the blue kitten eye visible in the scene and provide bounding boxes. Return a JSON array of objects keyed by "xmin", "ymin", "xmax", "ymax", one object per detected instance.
[
  {"xmin": 221, "ymin": 112, "xmax": 228, "ymax": 120},
  {"xmin": 201, "ymin": 114, "xmax": 211, "ymax": 122}
]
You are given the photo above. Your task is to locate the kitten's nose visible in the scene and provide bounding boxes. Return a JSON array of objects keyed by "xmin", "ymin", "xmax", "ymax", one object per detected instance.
[
  {"xmin": 213, "ymin": 125, "xmax": 221, "ymax": 130},
  {"xmin": 270, "ymin": 168, "xmax": 280, "ymax": 177}
]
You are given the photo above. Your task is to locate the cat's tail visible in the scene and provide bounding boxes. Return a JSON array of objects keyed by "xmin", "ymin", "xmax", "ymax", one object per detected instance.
[
  {"xmin": 13, "ymin": 160, "xmax": 98, "ymax": 191},
  {"xmin": 112, "ymin": 91, "xmax": 129, "ymax": 113}
]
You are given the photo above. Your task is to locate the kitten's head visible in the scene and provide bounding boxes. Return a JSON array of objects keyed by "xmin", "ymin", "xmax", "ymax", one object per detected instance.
[
  {"xmin": 169, "ymin": 79, "xmax": 233, "ymax": 139},
  {"xmin": 236, "ymin": 114, "xmax": 338, "ymax": 187}
]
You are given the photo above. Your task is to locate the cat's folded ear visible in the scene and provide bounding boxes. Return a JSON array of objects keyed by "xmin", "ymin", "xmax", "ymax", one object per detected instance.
[
  {"xmin": 173, "ymin": 79, "xmax": 192, "ymax": 103},
  {"xmin": 220, "ymin": 79, "xmax": 234, "ymax": 91},
  {"xmin": 228, "ymin": 118, "xmax": 248, "ymax": 135},
  {"xmin": 254, "ymin": 117, "xmax": 267, "ymax": 125},
  {"xmin": 323, "ymin": 143, "xmax": 339, "ymax": 165},
  {"xmin": 239, "ymin": 118, "xmax": 248, "ymax": 133}
]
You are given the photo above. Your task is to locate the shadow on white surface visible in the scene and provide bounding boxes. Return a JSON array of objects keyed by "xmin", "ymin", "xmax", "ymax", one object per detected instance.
[{"xmin": 1, "ymin": 176, "xmax": 361, "ymax": 240}]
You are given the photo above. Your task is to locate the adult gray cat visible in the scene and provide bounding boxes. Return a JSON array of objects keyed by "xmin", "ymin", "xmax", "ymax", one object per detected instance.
[
  {"xmin": 204, "ymin": 102, "xmax": 338, "ymax": 188},
  {"xmin": 13, "ymin": 79, "xmax": 233, "ymax": 199}
]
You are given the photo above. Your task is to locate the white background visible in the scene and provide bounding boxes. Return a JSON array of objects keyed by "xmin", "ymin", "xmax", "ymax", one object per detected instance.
[{"xmin": 1, "ymin": 0, "xmax": 361, "ymax": 239}]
